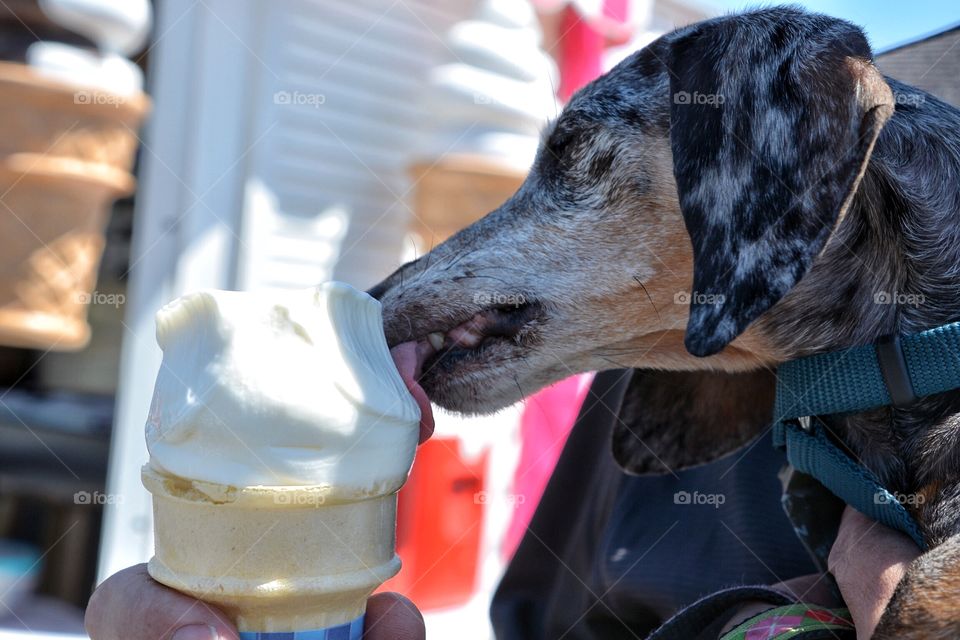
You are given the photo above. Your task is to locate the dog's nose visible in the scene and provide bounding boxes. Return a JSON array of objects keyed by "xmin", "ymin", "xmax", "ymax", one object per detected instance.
[
  {"xmin": 368, "ymin": 259, "xmax": 417, "ymax": 301},
  {"xmin": 366, "ymin": 280, "xmax": 389, "ymax": 301}
]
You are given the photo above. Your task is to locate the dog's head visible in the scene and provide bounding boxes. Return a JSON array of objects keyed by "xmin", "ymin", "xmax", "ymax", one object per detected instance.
[{"xmin": 371, "ymin": 7, "xmax": 894, "ymax": 415}]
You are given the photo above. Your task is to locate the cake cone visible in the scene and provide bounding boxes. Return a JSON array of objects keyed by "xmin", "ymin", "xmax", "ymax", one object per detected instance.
[{"xmin": 143, "ymin": 465, "xmax": 401, "ymax": 634}]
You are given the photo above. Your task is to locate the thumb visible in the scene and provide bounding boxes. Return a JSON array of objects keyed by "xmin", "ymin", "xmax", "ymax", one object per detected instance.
[
  {"xmin": 363, "ymin": 593, "xmax": 425, "ymax": 640},
  {"xmin": 85, "ymin": 564, "xmax": 239, "ymax": 640}
]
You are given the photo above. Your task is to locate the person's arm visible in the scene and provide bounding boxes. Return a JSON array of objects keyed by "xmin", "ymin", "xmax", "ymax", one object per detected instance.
[{"xmin": 85, "ymin": 564, "xmax": 425, "ymax": 640}]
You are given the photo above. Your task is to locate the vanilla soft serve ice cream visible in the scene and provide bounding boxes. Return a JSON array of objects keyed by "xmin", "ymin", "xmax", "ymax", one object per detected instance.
[
  {"xmin": 143, "ymin": 282, "xmax": 422, "ymax": 634},
  {"xmin": 145, "ymin": 282, "xmax": 420, "ymax": 492}
]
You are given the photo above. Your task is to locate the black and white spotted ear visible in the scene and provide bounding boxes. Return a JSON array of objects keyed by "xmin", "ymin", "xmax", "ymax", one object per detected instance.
[{"xmin": 666, "ymin": 10, "xmax": 894, "ymax": 357}]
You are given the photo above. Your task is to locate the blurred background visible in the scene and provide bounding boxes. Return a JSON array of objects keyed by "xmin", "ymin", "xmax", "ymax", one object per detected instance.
[{"xmin": 0, "ymin": 1, "xmax": 956, "ymax": 638}]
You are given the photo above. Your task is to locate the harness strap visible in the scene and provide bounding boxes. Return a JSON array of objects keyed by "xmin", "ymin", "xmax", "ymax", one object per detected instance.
[
  {"xmin": 772, "ymin": 419, "xmax": 927, "ymax": 549},
  {"xmin": 771, "ymin": 320, "xmax": 960, "ymax": 551},
  {"xmin": 774, "ymin": 321, "xmax": 960, "ymax": 420}
]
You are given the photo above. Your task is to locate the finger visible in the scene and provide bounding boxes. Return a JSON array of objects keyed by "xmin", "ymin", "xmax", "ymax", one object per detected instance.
[
  {"xmin": 830, "ymin": 506, "xmax": 919, "ymax": 573},
  {"xmin": 85, "ymin": 564, "xmax": 240, "ymax": 640},
  {"xmin": 839, "ymin": 504, "xmax": 872, "ymax": 531},
  {"xmin": 828, "ymin": 507, "xmax": 921, "ymax": 640},
  {"xmin": 829, "ymin": 507, "xmax": 871, "ymax": 569},
  {"xmin": 363, "ymin": 592, "xmax": 425, "ymax": 640}
]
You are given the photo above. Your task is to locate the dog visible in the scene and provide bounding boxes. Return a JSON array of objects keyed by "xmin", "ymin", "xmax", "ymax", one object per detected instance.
[{"xmin": 369, "ymin": 6, "xmax": 960, "ymax": 637}]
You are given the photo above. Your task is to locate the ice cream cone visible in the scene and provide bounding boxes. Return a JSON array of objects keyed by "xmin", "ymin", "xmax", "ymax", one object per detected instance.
[
  {"xmin": 143, "ymin": 465, "xmax": 401, "ymax": 634},
  {"xmin": 142, "ymin": 284, "xmax": 420, "ymax": 636}
]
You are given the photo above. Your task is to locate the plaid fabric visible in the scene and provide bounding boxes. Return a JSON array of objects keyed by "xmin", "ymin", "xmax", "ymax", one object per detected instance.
[
  {"xmin": 239, "ymin": 614, "xmax": 364, "ymax": 640},
  {"xmin": 721, "ymin": 605, "xmax": 854, "ymax": 640}
]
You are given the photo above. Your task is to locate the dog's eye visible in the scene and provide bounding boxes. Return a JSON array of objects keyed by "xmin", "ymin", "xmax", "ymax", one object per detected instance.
[{"xmin": 545, "ymin": 123, "xmax": 575, "ymax": 159}]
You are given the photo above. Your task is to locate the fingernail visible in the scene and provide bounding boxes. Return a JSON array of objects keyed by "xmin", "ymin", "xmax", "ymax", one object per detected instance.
[{"xmin": 171, "ymin": 624, "xmax": 219, "ymax": 640}]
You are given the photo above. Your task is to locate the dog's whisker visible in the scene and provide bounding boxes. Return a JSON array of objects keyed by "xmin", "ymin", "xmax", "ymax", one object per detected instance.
[
  {"xmin": 423, "ymin": 237, "xmax": 435, "ymax": 273},
  {"xmin": 599, "ymin": 356, "xmax": 632, "ymax": 369},
  {"xmin": 454, "ymin": 274, "xmax": 512, "ymax": 287},
  {"xmin": 398, "ymin": 311, "xmax": 413, "ymax": 343},
  {"xmin": 441, "ymin": 247, "xmax": 481, "ymax": 273},
  {"xmin": 511, "ymin": 373, "xmax": 526, "ymax": 402},
  {"xmin": 633, "ymin": 276, "xmax": 661, "ymax": 326},
  {"xmin": 471, "ymin": 265, "xmax": 536, "ymax": 276},
  {"xmin": 401, "ymin": 240, "xmax": 418, "ymax": 289},
  {"xmin": 596, "ymin": 345, "xmax": 659, "ymax": 356}
]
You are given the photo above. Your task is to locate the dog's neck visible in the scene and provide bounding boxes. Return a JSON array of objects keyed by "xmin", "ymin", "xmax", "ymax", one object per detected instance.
[{"xmin": 752, "ymin": 85, "xmax": 960, "ymax": 542}]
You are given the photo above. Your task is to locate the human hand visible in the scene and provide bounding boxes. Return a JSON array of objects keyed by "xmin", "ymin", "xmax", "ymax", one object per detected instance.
[
  {"xmin": 85, "ymin": 564, "xmax": 425, "ymax": 640},
  {"xmin": 718, "ymin": 572, "xmax": 841, "ymax": 636},
  {"xmin": 828, "ymin": 506, "xmax": 922, "ymax": 640}
]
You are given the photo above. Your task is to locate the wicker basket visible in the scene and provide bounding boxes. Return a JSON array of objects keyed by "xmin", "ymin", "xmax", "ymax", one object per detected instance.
[
  {"xmin": 0, "ymin": 62, "xmax": 148, "ymax": 350},
  {"xmin": 408, "ymin": 154, "xmax": 526, "ymax": 245}
]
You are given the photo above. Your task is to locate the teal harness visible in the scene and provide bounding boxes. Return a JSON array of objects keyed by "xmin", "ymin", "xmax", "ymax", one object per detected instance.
[
  {"xmin": 649, "ymin": 323, "xmax": 960, "ymax": 640},
  {"xmin": 772, "ymin": 321, "xmax": 960, "ymax": 551}
]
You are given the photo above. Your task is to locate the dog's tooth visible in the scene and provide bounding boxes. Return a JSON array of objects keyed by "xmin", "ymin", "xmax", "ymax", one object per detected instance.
[
  {"xmin": 427, "ymin": 332, "xmax": 445, "ymax": 351},
  {"xmin": 462, "ymin": 333, "xmax": 483, "ymax": 348},
  {"xmin": 448, "ymin": 326, "xmax": 483, "ymax": 348}
]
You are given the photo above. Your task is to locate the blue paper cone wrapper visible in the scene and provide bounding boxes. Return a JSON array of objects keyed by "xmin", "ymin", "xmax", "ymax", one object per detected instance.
[{"xmin": 239, "ymin": 614, "xmax": 364, "ymax": 640}]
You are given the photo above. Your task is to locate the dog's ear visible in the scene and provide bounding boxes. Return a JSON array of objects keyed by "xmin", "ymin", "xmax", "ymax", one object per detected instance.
[
  {"xmin": 612, "ymin": 368, "xmax": 776, "ymax": 474},
  {"xmin": 666, "ymin": 11, "xmax": 894, "ymax": 357}
]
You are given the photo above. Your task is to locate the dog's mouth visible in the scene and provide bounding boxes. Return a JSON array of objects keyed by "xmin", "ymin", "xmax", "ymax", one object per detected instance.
[{"xmin": 389, "ymin": 301, "xmax": 542, "ymax": 439}]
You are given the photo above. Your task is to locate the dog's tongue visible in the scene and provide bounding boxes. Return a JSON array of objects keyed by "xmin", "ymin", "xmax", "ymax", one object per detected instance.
[{"xmin": 390, "ymin": 341, "xmax": 435, "ymax": 444}]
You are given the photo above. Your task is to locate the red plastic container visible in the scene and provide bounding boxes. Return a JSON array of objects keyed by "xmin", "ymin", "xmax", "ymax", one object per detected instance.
[{"xmin": 380, "ymin": 436, "xmax": 488, "ymax": 610}]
